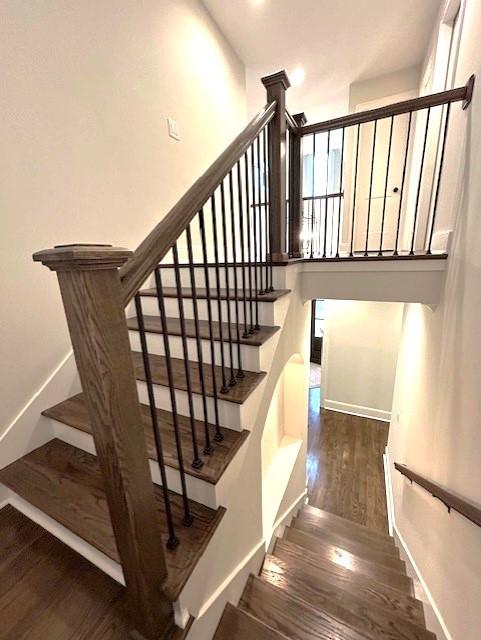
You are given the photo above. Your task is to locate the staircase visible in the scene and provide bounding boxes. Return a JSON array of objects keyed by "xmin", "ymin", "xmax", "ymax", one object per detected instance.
[
  {"xmin": 0, "ymin": 68, "xmax": 471, "ymax": 638},
  {"xmin": 215, "ymin": 504, "xmax": 435, "ymax": 640}
]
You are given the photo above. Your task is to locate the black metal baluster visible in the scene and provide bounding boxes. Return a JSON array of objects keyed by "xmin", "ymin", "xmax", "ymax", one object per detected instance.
[
  {"xmin": 220, "ymin": 181, "xmax": 236, "ymax": 386},
  {"xmin": 394, "ymin": 112, "xmax": 413, "ymax": 255},
  {"xmin": 229, "ymin": 170, "xmax": 245, "ymax": 379},
  {"xmin": 365, "ymin": 119, "xmax": 378, "ymax": 256},
  {"xmin": 244, "ymin": 152, "xmax": 255, "ymax": 333},
  {"xmin": 257, "ymin": 133, "xmax": 265, "ymax": 295},
  {"xmin": 172, "ymin": 243, "xmax": 203, "ymax": 469},
  {"xmin": 210, "ymin": 194, "xmax": 230, "ymax": 392},
  {"xmin": 186, "ymin": 224, "xmax": 213, "ymax": 455},
  {"xmin": 198, "ymin": 209, "xmax": 223, "ymax": 442},
  {"xmin": 323, "ymin": 131, "xmax": 330, "ymax": 257},
  {"xmin": 310, "ymin": 134, "xmax": 316, "ymax": 258},
  {"xmin": 410, "ymin": 108, "xmax": 431, "ymax": 255},
  {"xmin": 379, "ymin": 116, "xmax": 394, "ymax": 256},
  {"xmin": 153, "ymin": 267, "xmax": 193, "ymax": 526},
  {"xmin": 350, "ymin": 123, "xmax": 361, "ymax": 256},
  {"xmin": 427, "ymin": 103, "xmax": 451, "ymax": 254},
  {"xmin": 134, "ymin": 294, "xmax": 179, "ymax": 549},
  {"xmin": 250, "ymin": 143, "xmax": 260, "ymax": 330},
  {"xmin": 237, "ymin": 161, "xmax": 249, "ymax": 338},
  {"xmin": 263, "ymin": 127, "xmax": 272, "ymax": 291},
  {"xmin": 336, "ymin": 128, "xmax": 345, "ymax": 257}
]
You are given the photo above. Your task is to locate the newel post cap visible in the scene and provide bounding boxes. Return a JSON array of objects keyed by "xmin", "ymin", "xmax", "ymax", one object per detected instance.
[
  {"xmin": 33, "ymin": 244, "xmax": 133, "ymax": 271},
  {"xmin": 293, "ymin": 112, "xmax": 308, "ymax": 127},
  {"xmin": 261, "ymin": 70, "xmax": 291, "ymax": 91}
]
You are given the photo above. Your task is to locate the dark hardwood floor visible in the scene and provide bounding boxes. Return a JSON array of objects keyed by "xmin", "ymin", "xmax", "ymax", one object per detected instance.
[
  {"xmin": 307, "ymin": 388, "xmax": 390, "ymax": 534},
  {"xmin": 0, "ymin": 505, "xmax": 131, "ymax": 640}
]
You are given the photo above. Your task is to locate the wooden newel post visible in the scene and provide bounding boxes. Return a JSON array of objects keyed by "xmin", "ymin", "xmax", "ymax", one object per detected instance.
[
  {"xmin": 289, "ymin": 112, "xmax": 308, "ymax": 258},
  {"xmin": 33, "ymin": 245, "xmax": 173, "ymax": 640},
  {"xmin": 262, "ymin": 70, "xmax": 290, "ymax": 261}
]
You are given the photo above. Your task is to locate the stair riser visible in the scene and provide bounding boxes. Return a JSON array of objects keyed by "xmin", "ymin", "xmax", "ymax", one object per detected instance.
[
  {"xmin": 145, "ymin": 265, "xmax": 288, "ymax": 291},
  {"xmin": 129, "ymin": 330, "xmax": 264, "ymax": 372},
  {"xmin": 136, "ymin": 380, "xmax": 262, "ymax": 431},
  {"xmin": 49, "ymin": 420, "xmax": 220, "ymax": 508},
  {"xmin": 136, "ymin": 296, "xmax": 277, "ymax": 326}
]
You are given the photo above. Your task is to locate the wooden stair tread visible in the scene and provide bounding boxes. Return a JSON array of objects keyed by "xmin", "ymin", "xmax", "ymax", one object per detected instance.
[
  {"xmin": 42, "ymin": 393, "xmax": 249, "ymax": 485},
  {"xmin": 0, "ymin": 440, "xmax": 225, "ymax": 601},
  {"xmin": 285, "ymin": 527, "xmax": 404, "ymax": 569},
  {"xmin": 285, "ymin": 527, "xmax": 406, "ymax": 577},
  {"xmin": 140, "ymin": 286, "xmax": 291, "ymax": 303},
  {"xmin": 291, "ymin": 508, "xmax": 399, "ymax": 556},
  {"xmin": 300, "ymin": 505, "xmax": 396, "ymax": 547},
  {"xmin": 240, "ymin": 574, "xmax": 370, "ymax": 640},
  {"xmin": 284, "ymin": 527, "xmax": 412, "ymax": 594},
  {"xmin": 214, "ymin": 602, "xmax": 288, "ymax": 640},
  {"xmin": 132, "ymin": 351, "xmax": 266, "ymax": 404},
  {"xmin": 0, "ymin": 505, "xmax": 131, "ymax": 639},
  {"xmin": 127, "ymin": 315, "xmax": 280, "ymax": 347},
  {"xmin": 262, "ymin": 554, "xmax": 435, "ymax": 640},
  {"xmin": 274, "ymin": 539, "xmax": 425, "ymax": 626}
]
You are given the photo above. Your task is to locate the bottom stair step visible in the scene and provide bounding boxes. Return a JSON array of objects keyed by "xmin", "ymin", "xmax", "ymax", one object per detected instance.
[
  {"xmin": 214, "ymin": 603, "xmax": 288, "ymax": 639},
  {"xmin": 0, "ymin": 439, "xmax": 225, "ymax": 601},
  {"xmin": 262, "ymin": 554, "xmax": 435, "ymax": 640},
  {"xmin": 240, "ymin": 574, "xmax": 370, "ymax": 640}
]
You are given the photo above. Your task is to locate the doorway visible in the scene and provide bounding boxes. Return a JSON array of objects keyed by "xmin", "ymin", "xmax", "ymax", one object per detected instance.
[{"xmin": 309, "ymin": 299, "xmax": 326, "ymax": 390}]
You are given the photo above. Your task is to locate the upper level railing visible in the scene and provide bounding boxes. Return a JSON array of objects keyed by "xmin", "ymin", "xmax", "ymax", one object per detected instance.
[
  {"xmin": 287, "ymin": 75, "xmax": 475, "ymax": 259},
  {"xmin": 395, "ymin": 463, "xmax": 481, "ymax": 528}
]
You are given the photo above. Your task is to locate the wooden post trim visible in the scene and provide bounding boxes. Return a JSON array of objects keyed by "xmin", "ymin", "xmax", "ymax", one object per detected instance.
[
  {"xmin": 289, "ymin": 112, "xmax": 308, "ymax": 258},
  {"xmin": 262, "ymin": 70, "xmax": 290, "ymax": 262},
  {"xmin": 33, "ymin": 244, "xmax": 173, "ymax": 640}
]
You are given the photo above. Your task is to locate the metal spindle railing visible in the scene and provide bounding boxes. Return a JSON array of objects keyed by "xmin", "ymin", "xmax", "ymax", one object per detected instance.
[{"xmin": 295, "ymin": 89, "xmax": 465, "ymax": 259}]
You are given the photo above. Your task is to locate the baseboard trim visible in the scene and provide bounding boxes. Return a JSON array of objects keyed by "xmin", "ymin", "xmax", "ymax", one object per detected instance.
[
  {"xmin": 0, "ymin": 350, "xmax": 72, "ymax": 443},
  {"xmin": 323, "ymin": 399, "xmax": 391, "ymax": 422},
  {"xmin": 383, "ymin": 449, "xmax": 451, "ymax": 640}
]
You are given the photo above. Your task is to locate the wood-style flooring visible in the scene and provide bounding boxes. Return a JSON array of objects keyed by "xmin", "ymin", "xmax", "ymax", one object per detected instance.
[
  {"xmin": 0, "ymin": 505, "xmax": 131, "ymax": 640},
  {"xmin": 307, "ymin": 388, "xmax": 390, "ymax": 534}
]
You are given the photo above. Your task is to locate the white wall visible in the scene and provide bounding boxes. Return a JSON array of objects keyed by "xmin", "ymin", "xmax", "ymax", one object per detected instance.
[
  {"xmin": 323, "ymin": 300, "xmax": 403, "ymax": 421},
  {"xmin": 0, "ymin": 1, "xmax": 246, "ymax": 436},
  {"xmin": 388, "ymin": 1, "xmax": 481, "ymax": 638}
]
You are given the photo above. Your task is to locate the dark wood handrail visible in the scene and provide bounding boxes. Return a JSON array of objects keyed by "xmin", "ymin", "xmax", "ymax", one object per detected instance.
[
  {"xmin": 394, "ymin": 462, "xmax": 481, "ymax": 528},
  {"xmin": 285, "ymin": 109, "xmax": 299, "ymax": 131},
  {"xmin": 301, "ymin": 75, "xmax": 475, "ymax": 136},
  {"xmin": 119, "ymin": 101, "xmax": 277, "ymax": 305}
]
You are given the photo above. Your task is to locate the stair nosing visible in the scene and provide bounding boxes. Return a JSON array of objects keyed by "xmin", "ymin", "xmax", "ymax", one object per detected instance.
[
  {"xmin": 132, "ymin": 350, "xmax": 267, "ymax": 405},
  {"xmin": 42, "ymin": 393, "xmax": 249, "ymax": 486},
  {"xmin": 139, "ymin": 286, "xmax": 291, "ymax": 303},
  {"xmin": 127, "ymin": 315, "xmax": 280, "ymax": 347}
]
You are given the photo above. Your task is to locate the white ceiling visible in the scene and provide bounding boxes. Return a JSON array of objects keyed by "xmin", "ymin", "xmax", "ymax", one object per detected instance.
[{"xmin": 203, "ymin": 0, "xmax": 442, "ymax": 120}]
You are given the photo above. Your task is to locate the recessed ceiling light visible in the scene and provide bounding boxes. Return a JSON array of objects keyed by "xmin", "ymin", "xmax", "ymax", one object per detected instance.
[
  {"xmin": 250, "ymin": 0, "xmax": 265, "ymax": 7},
  {"xmin": 290, "ymin": 66, "xmax": 305, "ymax": 88}
]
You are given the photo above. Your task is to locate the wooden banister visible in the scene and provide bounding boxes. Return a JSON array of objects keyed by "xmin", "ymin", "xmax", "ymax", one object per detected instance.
[
  {"xmin": 394, "ymin": 462, "xmax": 481, "ymax": 528},
  {"xmin": 33, "ymin": 245, "xmax": 174, "ymax": 640},
  {"xmin": 301, "ymin": 75, "xmax": 475, "ymax": 135},
  {"xmin": 119, "ymin": 101, "xmax": 277, "ymax": 306}
]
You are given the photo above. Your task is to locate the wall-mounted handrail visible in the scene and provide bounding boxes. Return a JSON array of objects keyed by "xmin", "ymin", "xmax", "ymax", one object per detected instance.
[
  {"xmin": 301, "ymin": 75, "xmax": 475, "ymax": 136},
  {"xmin": 394, "ymin": 462, "xmax": 481, "ymax": 528},
  {"xmin": 120, "ymin": 100, "xmax": 277, "ymax": 305}
]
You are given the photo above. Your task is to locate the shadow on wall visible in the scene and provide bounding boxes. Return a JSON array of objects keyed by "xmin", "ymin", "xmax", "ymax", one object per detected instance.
[{"xmin": 260, "ymin": 353, "xmax": 307, "ymax": 538}]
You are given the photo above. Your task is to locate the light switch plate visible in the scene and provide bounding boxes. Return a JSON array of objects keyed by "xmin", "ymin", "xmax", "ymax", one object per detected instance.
[{"xmin": 167, "ymin": 117, "xmax": 181, "ymax": 141}]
